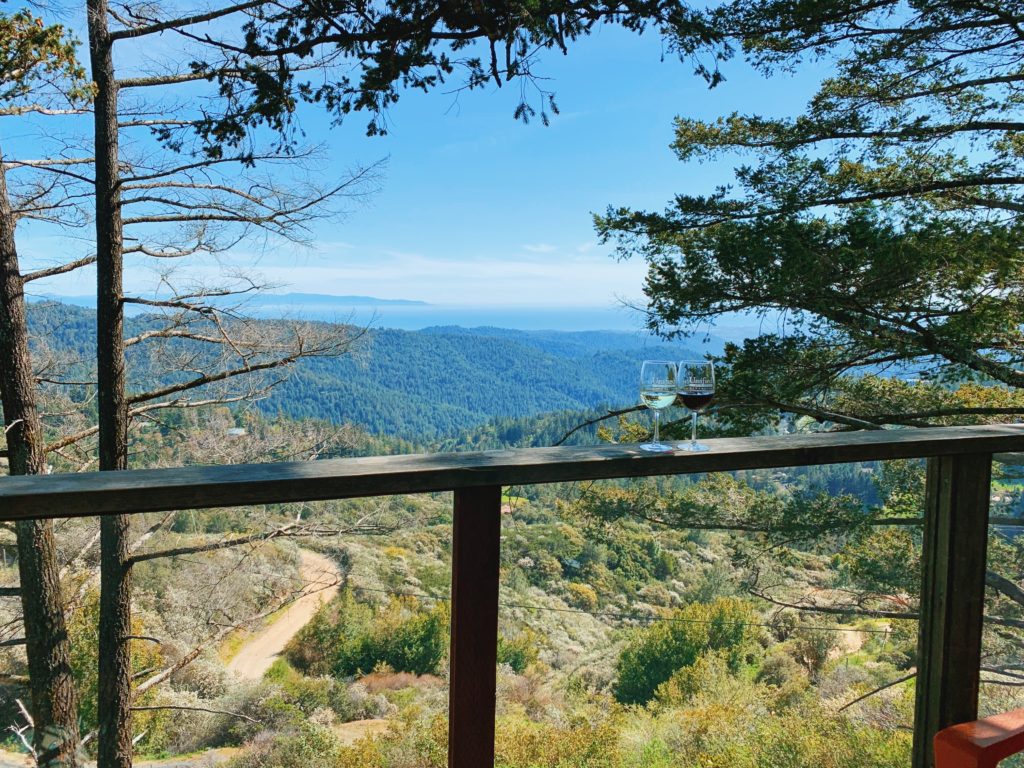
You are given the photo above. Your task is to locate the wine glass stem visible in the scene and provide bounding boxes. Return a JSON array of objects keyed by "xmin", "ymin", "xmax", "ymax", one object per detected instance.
[
  {"xmin": 653, "ymin": 410, "xmax": 661, "ymax": 445},
  {"xmin": 691, "ymin": 411, "xmax": 698, "ymax": 447}
]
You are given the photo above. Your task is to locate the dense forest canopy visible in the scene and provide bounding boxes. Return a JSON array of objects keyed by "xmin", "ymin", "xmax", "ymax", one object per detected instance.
[{"xmin": 24, "ymin": 301, "xmax": 700, "ymax": 440}]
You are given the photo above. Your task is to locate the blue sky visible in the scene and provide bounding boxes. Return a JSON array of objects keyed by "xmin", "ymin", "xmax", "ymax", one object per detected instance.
[{"xmin": 21, "ymin": 17, "xmax": 820, "ymax": 329}]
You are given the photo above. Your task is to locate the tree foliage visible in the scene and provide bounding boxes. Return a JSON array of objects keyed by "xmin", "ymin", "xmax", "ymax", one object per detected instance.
[
  {"xmin": 177, "ymin": 0, "xmax": 718, "ymax": 145},
  {"xmin": 0, "ymin": 8, "xmax": 91, "ymax": 106},
  {"xmin": 597, "ymin": 0, "xmax": 1024, "ymax": 429}
]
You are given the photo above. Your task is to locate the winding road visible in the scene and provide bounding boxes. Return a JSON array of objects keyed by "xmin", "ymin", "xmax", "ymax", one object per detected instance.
[
  {"xmin": 226, "ymin": 549, "xmax": 342, "ymax": 680},
  {"xmin": 0, "ymin": 550, "xmax": 346, "ymax": 768}
]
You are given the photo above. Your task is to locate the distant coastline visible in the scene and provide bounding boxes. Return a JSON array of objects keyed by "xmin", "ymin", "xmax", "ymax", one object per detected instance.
[
  {"xmin": 32, "ymin": 292, "xmax": 649, "ymax": 333},
  {"xmin": 30, "ymin": 292, "xmax": 761, "ymax": 343}
]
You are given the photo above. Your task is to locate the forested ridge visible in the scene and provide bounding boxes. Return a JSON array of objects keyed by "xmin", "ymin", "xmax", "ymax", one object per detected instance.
[{"xmin": 31, "ymin": 302, "xmax": 695, "ymax": 439}]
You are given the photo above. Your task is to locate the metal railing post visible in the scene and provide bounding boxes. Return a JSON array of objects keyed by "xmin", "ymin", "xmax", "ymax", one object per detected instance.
[
  {"xmin": 448, "ymin": 485, "xmax": 502, "ymax": 768},
  {"xmin": 913, "ymin": 454, "xmax": 992, "ymax": 768}
]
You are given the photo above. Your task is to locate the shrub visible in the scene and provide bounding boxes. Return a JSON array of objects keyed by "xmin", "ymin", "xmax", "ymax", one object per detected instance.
[
  {"xmin": 604, "ymin": 529, "xmax": 677, "ymax": 588},
  {"xmin": 756, "ymin": 648, "xmax": 804, "ymax": 687},
  {"xmin": 285, "ymin": 589, "xmax": 373, "ymax": 675},
  {"xmin": 580, "ymin": 562, "xmax": 617, "ymax": 597},
  {"xmin": 67, "ymin": 590, "xmax": 166, "ymax": 749},
  {"xmin": 370, "ymin": 600, "xmax": 448, "ymax": 675},
  {"xmin": 534, "ymin": 553, "xmax": 564, "ymax": 583},
  {"xmin": 791, "ymin": 626, "xmax": 839, "ymax": 680},
  {"xmin": 335, "ymin": 713, "xmax": 448, "ymax": 768},
  {"xmin": 265, "ymin": 659, "xmax": 363, "ymax": 720},
  {"xmin": 497, "ymin": 629, "xmax": 540, "ymax": 673},
  {"xmin": 838, "ymin": 527, "xmax": 921, "ymax": 595},
  {"xmin": 656, "ymin": 651, "xmax": 736, "ymax": 705},
  {"xmin": 750, "ymin": 707, "xmax": 910, "ymax": 768},
  {"xmin": 227, "ymin": 721, "xmax": 341, "ymax": 768},
  {"xmin": 614, "ymin": 598, "xmax": 759, "ymax": 705},
  {"xmin": 286, "ymin": 590, "xmax": 450, "ymax": 678},
  {"xmin": 564, "ymin": 582, "xmax": 599, "ymax": 611},
  {"xmin": 622, "ymin": 692, "xmax": 909, "ymax": 767},
  {"xmin": 877, "ymin": 645, "xmax": 916, "ymax": 670},
  {"xmin": 494, "ymin": 713, "xmax": 621, "ymax": 768}
]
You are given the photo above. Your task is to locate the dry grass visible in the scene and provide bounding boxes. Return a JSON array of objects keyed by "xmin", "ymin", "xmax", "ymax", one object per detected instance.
[{"xmin": 360, "ymin": 671, "xmax": 445, "ymax": 693}]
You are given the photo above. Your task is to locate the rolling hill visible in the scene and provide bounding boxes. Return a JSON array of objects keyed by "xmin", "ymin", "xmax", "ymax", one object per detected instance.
[{"xmin": 31, "ymin": 301, "xmax": 702, "ymax": 439}]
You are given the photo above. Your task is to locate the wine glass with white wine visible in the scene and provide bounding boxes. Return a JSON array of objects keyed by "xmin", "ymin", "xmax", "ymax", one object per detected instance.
[
  {"xmin": 677, "ymin": 360, "xmax": 715, "ymax": 452},
  {"xmin": 639, "ymin": 360, "xmax": 677, "ymax": 453}
]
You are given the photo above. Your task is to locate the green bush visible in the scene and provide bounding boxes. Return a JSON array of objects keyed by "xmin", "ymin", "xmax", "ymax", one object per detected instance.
[
  {"xmin": 564, "ymin": 582, "xmax": 599, "ymax": 611},
  {"xmin": 791, "ymin": 625, "xmax": 839, "ymax": 680},
  {"xmin": 497, "ymin": 629, "xmax": 540, "ymax": 673},
  {"xmin": 67, "ymin": 590, "xmax": 166, "ymax": 753},
  {"xmin": 265, "ymin": 659, "xmax": 363, "ymax": 720},
  {"xmin": 603, "ymin": 528, "xmax": 678, "ymax": 588},
  {"xmin": 756, "ymin": 648, "xmax": 808, "ymax": 689},
  {"xmin": 326, "ymin": 696, "xmax": 911, "ymax": 768},
  {"xmin": 370, "ymin": 600, "xmax": 449, "ymax": 675},
  {"xmin": 614, "ymin": 598, "xmax": 759, "ymax": 705},
  {"xmin": 285, "ymin": 589, "xmax": 374, "ymax": 675},
  {"xmin": 286, "ymin": 590, "xmax": 449, "ymax": 677}
]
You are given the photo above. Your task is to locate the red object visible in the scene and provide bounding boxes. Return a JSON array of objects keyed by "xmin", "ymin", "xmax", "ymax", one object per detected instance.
[{"xmin": 935, "ymin": 709, "xmax": 1024, "ymax": 767}]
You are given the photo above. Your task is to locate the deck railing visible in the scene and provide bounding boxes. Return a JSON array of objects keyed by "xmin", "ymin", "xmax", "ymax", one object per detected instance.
[{"xmin": 2, "ymin": 424, "xmax": 1024, "ymax": 767}]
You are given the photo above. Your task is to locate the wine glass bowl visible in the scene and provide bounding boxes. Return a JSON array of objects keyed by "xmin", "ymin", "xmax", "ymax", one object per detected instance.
[
  {"xmin": 677, "ymin": 360, "xmax": 715, "ymax": 452},
  {"xmin": 639, "ymin": 360, "xmax": 677, "ymax": 453}
]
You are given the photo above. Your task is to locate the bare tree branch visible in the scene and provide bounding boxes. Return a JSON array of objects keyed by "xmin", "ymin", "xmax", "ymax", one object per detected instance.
[
  {"xmin": 23, "ymin": 254, "xmax": 97, "ymax": 282},
  {"xmin": 128, "ymin": 521, "xmax": 390, "ymax": 565},
  {"xmin": 129, "ymin": 704, "xmax": 259, "ymax": 723},
  {"xmin": 109, "ymin": 0, "xmax": 269, "ymax": 41},
  {"xmin": 837, "ymin": 672, "xmax": 917, "ymax": 712}
]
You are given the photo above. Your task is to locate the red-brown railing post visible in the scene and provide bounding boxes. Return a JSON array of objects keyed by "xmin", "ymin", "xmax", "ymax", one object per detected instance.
[
  {"xmin": 913, "ymin": 454, "xmax": 992, "ymax": 768},
  {"xmin": 449, "ymin": 485, "xmax": 502, "ymax": 768}
]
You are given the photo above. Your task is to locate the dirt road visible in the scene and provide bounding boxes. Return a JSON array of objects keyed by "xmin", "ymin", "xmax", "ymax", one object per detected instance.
[
  {"xmin": 226, "ymin": 550, "xmax": 341, "ymax": 680},
  {"xmin": 0, "ymin": 553, "xmax": 344, "ymax": 768}
]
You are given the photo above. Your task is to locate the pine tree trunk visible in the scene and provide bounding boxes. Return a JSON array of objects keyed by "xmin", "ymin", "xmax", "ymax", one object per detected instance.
[
  {"xmin": 86, "ymin": 2, "xmax": 134, "ymax": 765},
  {"xmin": 0, "ymin": 149, "xmax": 81, "ymax": 765}
]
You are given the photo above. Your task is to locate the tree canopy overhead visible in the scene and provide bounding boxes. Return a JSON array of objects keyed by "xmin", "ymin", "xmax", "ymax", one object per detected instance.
[
  {"xmin": 150, "ymin": 0, "xmax": 719, "ymax": 147},
  {"xmin": 673, "ymin": 0, "xmax": 1024, "ymax": 221},
  {"xmin": 597, "ymin": 0, "xmax": 1024, "ymax": 429}
]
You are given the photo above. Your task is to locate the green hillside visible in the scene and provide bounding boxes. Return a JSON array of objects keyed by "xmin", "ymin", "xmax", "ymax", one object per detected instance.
[{"xmin": 31, "ymin": 301, "xmax": 698, "ymax": 439}]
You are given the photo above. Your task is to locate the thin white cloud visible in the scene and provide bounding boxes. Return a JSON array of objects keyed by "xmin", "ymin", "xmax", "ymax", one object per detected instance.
[
  {"xmin": 19, "ymin": 229, "xmax": 646, "ymax": 308},
  {"xmin": 248, "ymin": 249, "xmax": 647, "ymax": 306},
  {"xmin": 313, "ymin": 240, "xmax": 356, "ymax": 252},
  {"xmin": 522, "ymin": 243, "xmax": 558, "ymax": 254}
]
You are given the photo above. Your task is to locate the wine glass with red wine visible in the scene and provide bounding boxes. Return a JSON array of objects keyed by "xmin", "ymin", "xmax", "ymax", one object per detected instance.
[{"xmin": 677, "ymin": 360, "xmax": 715, "ymax": 452}]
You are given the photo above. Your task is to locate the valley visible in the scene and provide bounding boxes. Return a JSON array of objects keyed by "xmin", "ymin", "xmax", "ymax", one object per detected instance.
[{"xmin": 5, "ymin": 303, "xmax": 1023, "ymax": 767}]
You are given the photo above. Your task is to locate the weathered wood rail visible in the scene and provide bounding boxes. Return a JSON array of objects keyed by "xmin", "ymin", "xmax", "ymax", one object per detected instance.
[{"xmin": 1, "ymin": 423, "xmax": 1022, "ymax": 768}]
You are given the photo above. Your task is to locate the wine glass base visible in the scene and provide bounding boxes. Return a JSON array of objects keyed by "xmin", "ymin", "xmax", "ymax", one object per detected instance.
[
  {"xmin": 639, "ymin": 442, "xmax": 674, "ymax": 453},
  {"xmin": 678, "ymin": 442, "xmax": 710, "ymax": 452}
]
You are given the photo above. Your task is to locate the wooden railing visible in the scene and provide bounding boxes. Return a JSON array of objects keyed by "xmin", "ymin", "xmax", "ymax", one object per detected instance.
[{"xmin": 2, "ymin": 424, "xmax": 1024, "ymax": 767}]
